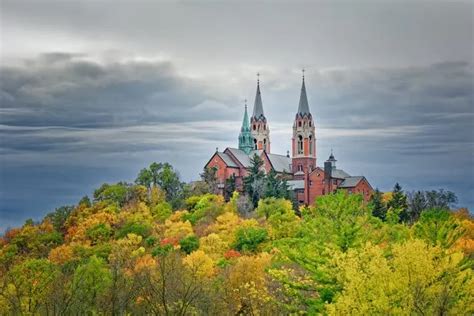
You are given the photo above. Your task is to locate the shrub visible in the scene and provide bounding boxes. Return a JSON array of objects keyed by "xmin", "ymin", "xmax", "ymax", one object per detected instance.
[
  {"xmin": 180, "ymin": 235, "xmax": 200, "ymax": 254},
  {"xmin": 233, "ymin": 226, "xmax": 268, "ymax": 253}
]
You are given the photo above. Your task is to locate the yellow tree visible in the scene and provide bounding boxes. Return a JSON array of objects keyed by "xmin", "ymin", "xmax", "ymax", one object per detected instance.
[{"xmin": 327, "ymin": 239, "xmax": 474, "ymax": 315}]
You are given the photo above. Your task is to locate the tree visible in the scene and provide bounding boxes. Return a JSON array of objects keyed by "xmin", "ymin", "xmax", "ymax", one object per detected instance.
[
  {"xmin": 224, "ymin": 174, "xmax": 236, "ymax": 201},
  {"xmin": 243, "ymin": 154, "xmax": 265, "ymax": 207},
  {"xmin": 200, "ymin": 166, "xmax": 218, "ymax": 194},
  {"xmin": 233, "ymin": 226, "xmax": 268, "ymax": 253},
  {"xmin": 387, "ymin": 183, "xmax": 408, "ymax": 223},
  {"xmin": 70, "ymin": 256, "xmax": 112, "ymax": 314},
  {"xmin": 45, "ymin": 205, "xmax": 74, "ymax": 233},
  {"xmin": 413, "ymin": 208, "xmax": 464, "ymax": 248},
  {"xmin": 327, "ymin": 240, "xmax": 474, "ymax": 315},
  {"xmin": 264, "ymin": 169, "xmax": 291, "ymax": 200},
  {"xmin": 369, "ymin": 189, "xmax": 386, "ymax": 221},
  {"xmin": 407, "ymin": 190, "xmax": 427, "ymax": 223}
]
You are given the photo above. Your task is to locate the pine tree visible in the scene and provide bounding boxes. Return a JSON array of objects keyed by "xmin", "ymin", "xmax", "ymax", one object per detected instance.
[
  {"xmin": 369, "ymin": 189, "xmax": 387, "ymax": 221},
  {"xmin": 388, "ymin": 183, "xmax": 408, "ymax": 223},
  {"xmin": 243, "ymin": 154, "xmax": 265, "ymax": 207}
]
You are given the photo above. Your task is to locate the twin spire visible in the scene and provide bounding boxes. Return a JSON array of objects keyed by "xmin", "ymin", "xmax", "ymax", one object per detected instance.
[
  {"xmin": 251, "ymin": 73, "xmax": 265, "ymax": 121},
  {"xmin": 297, "ymin": 71, "xmax": 311, "ymax": 116},
  {"xmin": 239, "ymin": 71, "xmax": 312, "ymax": 154}
]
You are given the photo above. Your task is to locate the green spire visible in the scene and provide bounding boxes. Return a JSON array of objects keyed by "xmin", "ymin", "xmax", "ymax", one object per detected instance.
[{"xmin": 239, "ymin": 101, "xmax": 253, "ymax": 154}]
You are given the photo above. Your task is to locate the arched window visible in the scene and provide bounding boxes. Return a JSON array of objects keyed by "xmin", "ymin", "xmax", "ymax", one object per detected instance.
[
  {"xmin": 263, "ymin": 138, "xmax": 267, "ymax": 151},
  {"xmin": 263, "ymin": 124, "xmax": 266, "ymax": 130},
  {"xmin": 254, "ymin": 138, "xmax": 257, "ymax": 150},
  {"xmin": 298, "ymin": 121, "xmax": 302, "ymax": 127},
  {"xmin": 309, "ymin": 134, "xmax": 313, "ymax": 155},
  {"xmin": 253, "ymin": 124, "xmax": 256, "ymax": 130},
  {"xmin": 309, "ymin": 121, "xmax": 312, "ymax": 127},
  {"xmin": 297, "ymin": 135, "xmax": 303, "ymax": 154},
  {"xmin": 298, "ymin": 164, "xmax": 303, "ymax": 172}
]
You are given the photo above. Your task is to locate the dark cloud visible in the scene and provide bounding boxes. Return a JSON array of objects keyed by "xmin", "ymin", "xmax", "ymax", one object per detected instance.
[{"xmin": 0, "ymin": 55, "xmax": 473, "ymax": 232}]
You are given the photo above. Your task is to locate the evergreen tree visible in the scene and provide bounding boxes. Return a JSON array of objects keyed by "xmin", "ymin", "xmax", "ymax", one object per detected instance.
[
  {"xmin": 200, "ymin": 166, "xmax": 218, "ymax": 194},
  {"xmin": 369, "ymin": 189, "xmax": 386, "ymax": 221},
  {"xmin": 224, "ymin": 174, "xmax": 236, "ymax": 201},
  {"xmin": 387, "ymin": 183, "xmax": 408, "ymax": 223},
  {"xmin": 243, "ymin": 154, "xmax": 265, "ymax": 207}
]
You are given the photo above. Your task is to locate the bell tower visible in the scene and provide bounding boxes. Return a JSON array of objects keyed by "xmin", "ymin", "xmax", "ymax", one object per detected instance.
[
  {"xmin": 292, "ymin": 70, "xmax": 316, "ymax": 176},
  {"xmin": 250, "ymin": 74, "xmax": 270, "ymax": 152}
]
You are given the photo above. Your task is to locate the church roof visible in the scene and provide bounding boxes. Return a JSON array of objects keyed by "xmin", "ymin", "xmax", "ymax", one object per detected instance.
[
  {"xmin": 216, "ymin": 152, "xmax": 238, "ymax": 168},
  {"xmin": 331, "ymin": 168, "xmax": 351, "ymax": 179},
  {"xmin": 224, "ymin": 148, "xmax": 291, "ymax": 173},
  {"xmin": 252, "ymin": 80, "xmax": 265, "ymax": 121},
  {"xmin": 339, "ymin": 176, "xmax": 365, "ymax": 188},
  {"xmin": 265, "ymin": 152, "xmax": 292, "ymax": 173},
  {"xmin": 287, "ymin": 179, "xmax": 304, "ymax": 190},
  {"xmin": 297, "ymin": 77, "xmax": 311, "ymax": 116}
]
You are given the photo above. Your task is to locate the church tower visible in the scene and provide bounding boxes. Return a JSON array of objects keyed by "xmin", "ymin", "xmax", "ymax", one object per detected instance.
[
  {"xmin": 238, "ymin": 101, "xmax": 254, "ymax": 154},
  {"xmin": 250, "ymin": 75, "xmax": 270, "ymax": 152},
  {"xmin": 292, "ymin": 71, "xmax": 316, "ymax": 176}
]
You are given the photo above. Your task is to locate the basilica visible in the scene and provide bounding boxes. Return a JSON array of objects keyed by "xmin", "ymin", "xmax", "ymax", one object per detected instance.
[{"xmin": 204, "ymin": 75, "xmax": 373, "ymax": 205}]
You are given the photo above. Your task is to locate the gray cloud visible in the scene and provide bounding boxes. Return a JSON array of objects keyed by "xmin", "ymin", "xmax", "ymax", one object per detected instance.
[{"xmin": 0, "ymin": 54, "xmax": 473, "ymax": 232}]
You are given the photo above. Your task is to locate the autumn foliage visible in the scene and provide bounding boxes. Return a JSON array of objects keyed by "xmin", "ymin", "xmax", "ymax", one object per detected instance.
[{"xmin": 0, "ymin": 166, "xmax": 473, "ymax": 315}]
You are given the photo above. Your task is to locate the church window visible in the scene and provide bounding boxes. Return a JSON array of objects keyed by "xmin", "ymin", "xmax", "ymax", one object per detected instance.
[
  {"xmin": 263, "ymin": 138, "xmax": 267, "ymax": 150},
  {"xmin": 253, "ymin": 124, "xmax": 256, "ymax": 130},
  {"xmin": 309, "ymin": 121, "xmax": 312, "ymax": 127},
  {"xmin": 309, "ymin": 135, "xmax": 313, "ymax": 154},
  {"xmin": 298, "ymin": 121, "xmax": 302, "ymax": 127},
  {"xmin": 297, "ymin": 135, "xmax": 303, "ymax": 154},
  {"xmin": 298, "ymin": 164, "xmax": 303, "ymax": 172},
  {"xmin": 263, "ymin": 124, "xmax": 266, "ymax": 130},
  {"xmin": 254, "ymin": 138, "xmax": 257, "ymax": 150}
]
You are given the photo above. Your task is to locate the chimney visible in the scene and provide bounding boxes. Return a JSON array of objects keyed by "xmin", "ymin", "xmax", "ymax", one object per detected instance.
[{"xmin": 324, "ymin": 161, "xmax": 332, "ymax": 182}]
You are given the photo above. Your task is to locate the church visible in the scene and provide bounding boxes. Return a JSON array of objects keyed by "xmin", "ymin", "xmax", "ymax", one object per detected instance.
[{"xmin": 204, "ymin": 74, "xmax": 373, "ymax": 205}]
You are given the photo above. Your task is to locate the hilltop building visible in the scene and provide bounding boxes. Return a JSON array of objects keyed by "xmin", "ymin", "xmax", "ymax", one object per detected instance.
[{"xmin": 204, "ymin": 74, "xmax": 373, "ymax": 205}]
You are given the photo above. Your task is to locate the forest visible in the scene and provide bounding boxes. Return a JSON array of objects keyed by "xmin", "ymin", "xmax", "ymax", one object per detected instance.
[{"xmin": 0, "ymin": 160, "xmax": 473, "ymax": 315}]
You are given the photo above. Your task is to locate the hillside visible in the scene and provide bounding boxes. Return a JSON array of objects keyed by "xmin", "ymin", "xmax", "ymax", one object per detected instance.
[{"xmin": 0, "ymin": 163, "xmax": 473, "ymax": 315}]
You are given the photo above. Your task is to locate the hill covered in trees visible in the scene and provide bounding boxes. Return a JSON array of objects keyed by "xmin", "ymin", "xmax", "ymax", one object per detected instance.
[{"xmin": 1, "ymin": 162, "xmax": 473, "ymax": 315}]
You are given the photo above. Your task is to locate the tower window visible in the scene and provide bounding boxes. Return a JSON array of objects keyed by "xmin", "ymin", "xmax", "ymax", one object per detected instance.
[
  {"xmin": 263, "ymin": 138, "xmax": 267, "ymax": 151},
  {"xmin": 254, "ymin": 138, "xmax": 257, "ymax": 150},
  {"xmin": 298, "ymin": 121, "xmax": 302, "ymax": 127},
  {"xmin": 253, "ymin": 124, "xmax": 256, "ymax": 130},
  {"xmin": 297, "ymin": 135, "xmax": 303, "ymax": 154},
  {"xmin": 309, "ymin": 121, "xmax": 312, "ymax": 127},
  {"xmin": 309, "ymin": 135, "xmax": 313, "ymax": 155},
  {"xmin": 263, "ymin": 124, "xmax": 266, "ymax": 130}
]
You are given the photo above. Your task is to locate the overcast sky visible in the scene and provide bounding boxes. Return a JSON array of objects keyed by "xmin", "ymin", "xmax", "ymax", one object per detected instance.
[{"xmin": 1, "ymin": 0, "xmax": 473, "ymax": 232}]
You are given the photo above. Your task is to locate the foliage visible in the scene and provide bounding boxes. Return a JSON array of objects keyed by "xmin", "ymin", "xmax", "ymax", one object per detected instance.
[
  {"xmin": 243, "ymin": 154, "xmax": 266, "ymax": 207},
  {"xmin": 179, "ymin": 235, "xmax": 200, "ymax": 254},
  {"xmin": 233, "ymin": 226, "xmax": 268, "ymax": 253},
  {"xmin": 0, "ymin": 162, "xmax": 471, "ymax": 315}
]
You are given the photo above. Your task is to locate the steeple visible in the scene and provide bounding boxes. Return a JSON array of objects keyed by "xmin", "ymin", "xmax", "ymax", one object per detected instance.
[
  {"xmin": 297, "ymin": 70, "xmax": 311, "ymax": 117},
  {"xmin": 292, "ymin": 70, "xmax": 316, "ymax": 175},
  {"xmin": 238, "ymin": 101, "xmax": 253, "ymax": 154},
  {"xmin": 252, "ymin": 73, "xmax": 265, "ymax": 121}
]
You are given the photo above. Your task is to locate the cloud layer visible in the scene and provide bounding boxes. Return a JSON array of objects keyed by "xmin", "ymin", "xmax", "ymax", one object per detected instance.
[{"xmin": 1, "ymin": 54, "xmax": 473, "ymax": 231}]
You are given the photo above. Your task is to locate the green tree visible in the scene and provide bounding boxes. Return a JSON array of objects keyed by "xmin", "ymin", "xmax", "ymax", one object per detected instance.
[
  {"xmin": 413, "ymin": 208, "xmax": 464, "ymax": 248},
  {"xmin": 233, "ymin": 226, "xmax": 268, "ymax": 253},
  {"xmin": 70, "ymin": 256, "xmax": 112, "ymax": 314},
  {"xmin": 243, "ymin": 154, "xmax": 265, "ymax": 207},
  {"xmin": 387, "ymin": 183, "xmax": 408, "ymax": 223},
  {"xmin": 45, "ymin": 205, "xmax": 74, "ymax": 233},
  {"xmin": 180, "ymin": 235, "xmax": 200, "ymax": 254},
  {"xmin": 407, "ymin": 190, "xmax": 427, "ymax": 223},
  {"xmin": 369, "ymin": 189, "xmax": 386, "ymax": 221}
]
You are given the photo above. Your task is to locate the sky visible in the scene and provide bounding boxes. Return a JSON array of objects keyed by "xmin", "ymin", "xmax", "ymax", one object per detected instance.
[{"xmin": 0, "ymin": 0, "xmax": 473, "ymax": 232}]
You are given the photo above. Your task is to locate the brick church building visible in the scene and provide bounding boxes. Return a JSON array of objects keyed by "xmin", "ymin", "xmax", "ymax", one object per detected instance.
[{"xmin": 204, "ymin": 75, "xmax": 373, "ymax": 205}]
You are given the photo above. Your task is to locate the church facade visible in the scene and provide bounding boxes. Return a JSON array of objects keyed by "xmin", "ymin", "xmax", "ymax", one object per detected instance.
[{"xmin": 204, "ymin": 75, "xmax": 373, "ymax": 205}]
